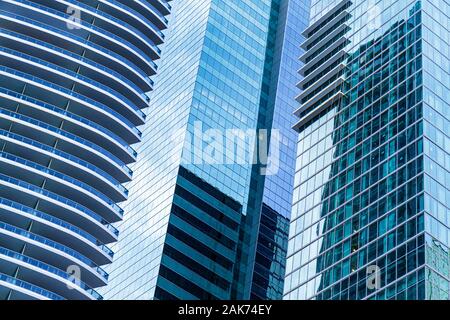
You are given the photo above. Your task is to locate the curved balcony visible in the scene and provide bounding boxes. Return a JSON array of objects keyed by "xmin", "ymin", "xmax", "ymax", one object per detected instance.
[
  {"xmin": 0, "ymin": 171, "xmax": 123, "ymax": 222},
  {"xmin": 0, "ymin": 272, "xmax": 64, "ymax": 300},
  {"xmin": 0, "ymin": 221, "xmax": 108, "ymax": 287},
  {"xmin": 0, "ymin": 197, "xmax": 114, "ymax": 257},
  {"xmin": 0, "ymin": 31, "xmax": 149, "ymax": 106},
  {"xmin": 155, "ymin": 0, "xmax": 172, "ymax": 15},
  {"xmin": 0, "ymin": 151, "xmax": 124, "ymax": 221},
  {"xmin": 0, "ymin": 198, "xmax": 113, "ymax": 266},
  {"xmin": 98, "ymin": 0, "xmax": 165, "ymax": 44},
  {"xmin": 0, "ymin": 63, "xmax": 143, "ymax": 139},
  {"xmin": 3, "ymin": 0, "xmax": 158, "ymax": 74},
  {"xmin": 0, "ymin": 27, "xmax": 153, "ymax": 94},
  {"xmin": 0, "ymin": 246, "xmax": 101, "ymax": 300},
  {"xmin": 0, "ymin": 108, "xmax": 133, "ymax": 180},
  {"xmin": 0, "ymin": 0, "xmax": 170, "ymax": 300},
  {"xmin": 0, "ymin": 173, "xmax": 119, "ymax": 241},
  {"xmin": 0, "ymin": 9, "xmax": 154, "ymax": 89},
  {"xmin": 1, "ymin": 48, "xmax": 147, "ymax": 123},
  {"xmin": 0, "ymin": 129, "xmax": 128, "ymax": 201},
  {"xmin": 38, "ymin": 0, "xmax": 162, "ymax": 58},
  {"xmin": 136, "ymin": 0, "xmax": 170, "ymax": 28},
  {"xmin": 1, "ymin": 88, "xmax": 138, "ymax": 167}
]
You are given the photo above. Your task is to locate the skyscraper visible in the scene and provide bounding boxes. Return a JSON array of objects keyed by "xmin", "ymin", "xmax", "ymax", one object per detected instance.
[
  {"xmin": 249, "ymin": 0, "xmax": 311, "ymax": 300},
  {"xmin": 285, "ymin": 0, "xmax": 450, "ymax": 300},
  {"xmin": 102, "ymin": 0, "xmax": 310, "ymax": 300},
  {"xmin": 0, "ymin": 0, "xmax": 170, "ymax": 300}
]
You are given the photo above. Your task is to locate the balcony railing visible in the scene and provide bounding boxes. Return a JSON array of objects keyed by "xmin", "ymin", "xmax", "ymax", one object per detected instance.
[
  {"xmin": 0, "ymin": 197, "xmax": 114, "ymax": 258},
  {"xmin": 0, "ymin": 172, "xmax": 119, "ymax": 237},
  {"xmin": 0, "ymin": 221, "xmax": 109, "ymax": 280},
  {"xmin": 0, "ymin": 272, "xmax": 64, "ymax": 300},
  {"xmin": 0, "ymin": 151, "xmax": 123, "ymax": 218},
  {"xmin": 0, "ymin": 107, "xmax": 132, "ymax": 177},
  {"xmin": 0, "ymin": 246, "xmax": 103, "ymax": 299},
  {"xmin": 1, "ymin": 87, "xmax": 137, "ymax": 164},
  {"xmin": 0, "ymin": 128, "xmax": 126, "ymax": 202}
]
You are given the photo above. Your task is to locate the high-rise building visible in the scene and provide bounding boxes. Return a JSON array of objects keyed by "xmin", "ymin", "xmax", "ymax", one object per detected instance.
[
  {"xmin": 102, "ymin": 0, "xmax": 310, "ymax": 300},
  {"xmin": 285, "ymin": 0, "xmax": 450, "ymax": 300},
  {"xmin": 249, "ymin": 0, "xmax": 311, "ymax": 300},
  {"xmin": 0, "ymin": 0, "xmax": 170, "ymax": 300}
]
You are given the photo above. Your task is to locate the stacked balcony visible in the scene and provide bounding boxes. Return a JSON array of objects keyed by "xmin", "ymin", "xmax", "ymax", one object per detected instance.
[
  {"xmin": 293, "ymin": 0, "xmax": 352, "ymax": 132},
  {"xmin": 0, "ymin": 0, "xmax": 171, "ymax": 300}
]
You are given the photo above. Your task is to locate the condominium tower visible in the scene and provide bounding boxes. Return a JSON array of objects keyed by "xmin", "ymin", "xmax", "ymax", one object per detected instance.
[
  {"xmin": 102, "ymin": 0, "xmax": 310, "ymax": 300},
  {"xmin": 285, "ymin": 0, "xmax": 450, "ymax": 300},
  {"xmin": 0, "ymin": 0, "xmax": 171, "ymax": 300}
]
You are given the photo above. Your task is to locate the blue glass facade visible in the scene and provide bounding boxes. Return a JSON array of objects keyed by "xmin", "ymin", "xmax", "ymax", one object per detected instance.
[
  {"xmin": 102, "ymin": 0, "xmax": 310, "ymax": 300},
  {"xmin": 262, "ymin": 0, "xmax": 310, "ymax": 219},
  {"xmin": 286, "ymin": 0, "xmax": 450, "ymax": 300},
  {"xmin": 250, "ymin": 0, "xmax": 311, "ymax": 300},
  {"xmin": 0, "ymin": 0, "xmax": 170, "ymax": 300}
]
